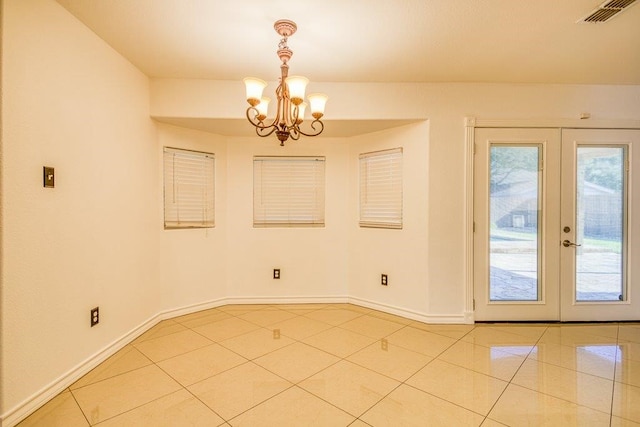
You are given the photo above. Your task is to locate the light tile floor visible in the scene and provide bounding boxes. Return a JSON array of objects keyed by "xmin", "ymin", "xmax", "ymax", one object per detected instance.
[{"xmin": 17, "ymin": 304, "xmax": 640, "ymax": 426}]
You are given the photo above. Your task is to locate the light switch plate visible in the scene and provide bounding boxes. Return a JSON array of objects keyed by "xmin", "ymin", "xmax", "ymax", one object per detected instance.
[{"xmin": 43, "ymin": 166, "xmax": 55, "ymax": 188}]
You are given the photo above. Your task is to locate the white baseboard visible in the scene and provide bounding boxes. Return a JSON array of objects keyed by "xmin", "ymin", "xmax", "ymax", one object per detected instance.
[
  {"xmin": 1, "ymin": 313, "xmax": 162, "ymax": 427},
  {"xmin": 1, "ymin": 295, "xmax": 467, "ymax": 427},
  {"xmin": 224, "ymin": 295, "xmax": 350, "ymax": 305},
  {"xmin": 158, "ymin": 297, "xmax": 228, "ymax": 319},
  {"xmin": 348, "ymin": 296, "xmax": 469, "ymax": 324}
]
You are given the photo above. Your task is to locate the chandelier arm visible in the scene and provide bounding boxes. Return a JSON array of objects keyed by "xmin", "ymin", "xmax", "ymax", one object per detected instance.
[
  {"xmin": 289, "ymin": 102, "xmax": 300, "ymax": 128},
  {"xmin": 246, "ymin": 106, "xmax": 279, "ymax": 132},
  {"xmin": 295, "ymin": 119, "xmax": 325, "ymax": 137},
  {"xmin": 289, "ymin": 126, "xmax": 301, "ymax": 141},
  {"xmin": 274, "ymin": 80, "xmax": 286, "ymax": 128},
  {"xmin": 255, "ymin": 126, "xmax": 278, "ymax": 138}
]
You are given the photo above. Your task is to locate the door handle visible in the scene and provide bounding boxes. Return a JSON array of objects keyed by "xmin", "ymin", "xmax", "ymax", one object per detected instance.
[{"xmin": 562, "ymin": 240, "xmax": 582, "ymax": 248}]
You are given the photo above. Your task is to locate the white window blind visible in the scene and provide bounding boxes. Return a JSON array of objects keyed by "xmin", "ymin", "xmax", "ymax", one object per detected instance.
[
  {"xmin": 359, "ymin": 148, "xmax": 403, "ymax": 229},
  {"xmin": 253, "ymin": 156, "xmax": 325, "ymax": 227},
  {"xmin": 163, "ymin": 147, "xmax": 215, "ymax": 229}
]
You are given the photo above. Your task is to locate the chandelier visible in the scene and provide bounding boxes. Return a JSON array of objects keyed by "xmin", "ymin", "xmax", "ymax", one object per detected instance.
[{"xmin": 243, "ymin": 20, "xmax": 328, "ymax": 146}]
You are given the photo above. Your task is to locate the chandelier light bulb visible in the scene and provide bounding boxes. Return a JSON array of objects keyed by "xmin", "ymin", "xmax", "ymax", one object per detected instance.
[
  {"xmin": 243, "ymin": 77, "xmax": 267, "ymax": 106},
  {"xmin": 308, "ymin": 93, "xmax": 328, "ymax": 119},
  {"xmin": 256, "ymin": 97, "xmax": 270, "ymax": 121},
  {"xmin": 285, "ymin": 76, "xmax": 309, "ymax": 105},
  {"xmin": 292, "ymin": 102, "xmax": 307, "ymax": 124}
]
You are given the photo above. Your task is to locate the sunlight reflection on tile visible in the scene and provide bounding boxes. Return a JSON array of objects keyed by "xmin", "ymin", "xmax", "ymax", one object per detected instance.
[
  {"xmin": 489, "ymin": 383, "xmax": 611, "ymax": 426},
  {"xmin": 437, "ymin": 340, "xmax": 525, "ymax": 381},
  {"xmin": 511, "ymin": 359, "xmax": 613, "ymax": 413},
  {"xmin": 619, "ymin": 340, "xmax": 640, "ymax": 362},
  {"xmin": 613, "ymin": 381, "xmax": 640, "ymax": 423},
  {"xmin": 407, "ymin": 359, "xmax": 508, "ymax": 415},
  {"xmin": 528, "ymin": 342, "xmax": 618, "ymax": 380},
  {"xmin": 386, "ymin": 326, "xmax": 457, "ymax": 357},
  {"xmin": 617, "ymin": 325, "xmax": 640, "ymax": 344},
  {"xmin": 461, "ymin": 328, "xmax": 537, "ymax": 355},
  {"xmin": 539, "ymin": 325, "xmax": 619, "ymax": 347},
  {"xmin": 617, "ymin": 357, "xmax": 640, "ymax": 387}
]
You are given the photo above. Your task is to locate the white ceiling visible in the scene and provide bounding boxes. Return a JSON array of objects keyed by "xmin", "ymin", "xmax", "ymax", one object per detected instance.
[{"xmin": 56, "ymin": 0, "xmax": 640, "ymax": 85}]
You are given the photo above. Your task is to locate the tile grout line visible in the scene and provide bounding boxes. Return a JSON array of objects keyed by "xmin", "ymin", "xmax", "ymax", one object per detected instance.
[
  {"xmin": 173, "ymin": 306, "xmax": 368, "ymax": 425},
  {"xmin": 479, "ymin": 324, "xmax": 550, "ymax": 425},
  {"xmin": 67, "ymin": 349, "xmax": 155, "ymax": 394},
  {"xmin": 218, "ymin": 314, "xmax": 417, "ymax": 424},
  {"xmin": 67, "ymin": 308, "xmax": 306, "ymax": 425},
  {"xmin": 608, "ymin": 323, "xmax": 620, "ymax": 427},
  {"xmin": 486, "ymin": 324, "xmax": 622, "ymax": 422},
  {"xmin": 68, "ymin": 389, "xmax": 91, "ymax": 427},
  {"xmin": 353, "ymin": 322, "xmax": 483, "ymax": 424}
]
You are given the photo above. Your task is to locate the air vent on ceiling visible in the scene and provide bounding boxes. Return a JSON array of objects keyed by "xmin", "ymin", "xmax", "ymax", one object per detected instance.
[{"xmin": 578, "ymin": 0, "xmax": 638, "ymax": 23}]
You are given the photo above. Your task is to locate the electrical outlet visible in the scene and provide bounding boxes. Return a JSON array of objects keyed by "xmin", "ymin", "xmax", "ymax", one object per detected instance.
[
  {"xmin": 381, "ymin": 274, "xmax": 388, "ymax": 286},
  {"xmin": 90, "ymin": 307, "xmax": 99, "ymax": 327},
  {"xmin": 273, "ymin": 269, "xmax": 280, "ymax": 279}
]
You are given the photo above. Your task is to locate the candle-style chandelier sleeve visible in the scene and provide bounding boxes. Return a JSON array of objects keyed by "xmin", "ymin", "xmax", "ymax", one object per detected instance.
[{"xmin": 243, "ymin": 20, "xmax": 328, "ymax": 146}]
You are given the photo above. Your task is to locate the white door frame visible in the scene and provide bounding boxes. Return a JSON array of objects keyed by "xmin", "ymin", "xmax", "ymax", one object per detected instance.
[{"xmin": 464, "ymin": 117, "xmax": 640, "ymax": 323}]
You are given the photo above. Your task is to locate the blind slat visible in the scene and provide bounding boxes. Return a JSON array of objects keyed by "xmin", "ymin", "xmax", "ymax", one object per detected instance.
[
  {"xmin": 254, "ymin": 157, "xmax": 325, "ymax": 227},
  {"xmin": 164, "ymin": 147, "xmax": 215, "ymax": 228},
  {"xmin": 359, "ymin": 148, "xmax": 403, "ymax": 229}
]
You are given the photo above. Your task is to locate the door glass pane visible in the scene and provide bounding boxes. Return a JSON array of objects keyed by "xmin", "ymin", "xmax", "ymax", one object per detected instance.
[
  {"xmin": 489, "ymin": 145, "xmax": 541, "ymax": 301},
  {"xmin": 576, "ymin": 146, "xmax": 625, "ymax": 301}
]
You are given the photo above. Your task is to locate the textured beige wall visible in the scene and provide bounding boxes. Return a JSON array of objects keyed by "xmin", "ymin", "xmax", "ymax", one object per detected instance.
[{"xmin": 1, "ymin": 0, "xmax": 159, "ymax": 418}]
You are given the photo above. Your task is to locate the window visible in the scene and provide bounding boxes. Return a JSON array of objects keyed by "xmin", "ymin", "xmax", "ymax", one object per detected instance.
[
  {"xmin": 359, "ymin": 148, "xmax": 403, "ymax": 229},
  {"xmin": 163, "ymin": 147, "xmax": 215, "ymax": 229},
  {"xmin": 253, "ymin": 156, "xmax": 325, "ymax": 227}
]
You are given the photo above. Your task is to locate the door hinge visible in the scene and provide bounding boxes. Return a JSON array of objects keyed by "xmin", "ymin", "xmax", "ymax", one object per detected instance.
[
  {"xmin": 473, "ymin": 143, "xmax": 477, "ymax": 155},
  {"xmin": 473, "ymin": 299, "xmax": 476, "ymax": 310},
  {"xmin": 473, "ymin": 221, "xmax": 476, "ymax": 232}
]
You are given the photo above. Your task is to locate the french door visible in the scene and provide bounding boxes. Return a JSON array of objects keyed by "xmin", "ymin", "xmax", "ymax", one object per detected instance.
[{"xmin": 474, "ymin": 127, "xmax": 640, "ymax": 321}]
